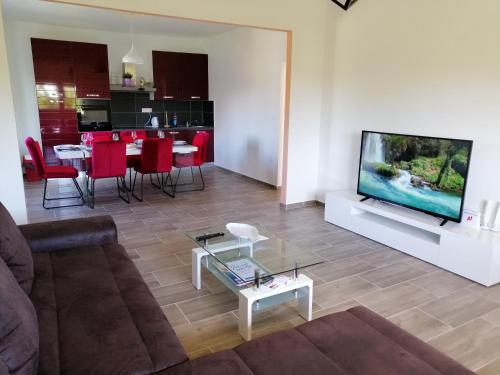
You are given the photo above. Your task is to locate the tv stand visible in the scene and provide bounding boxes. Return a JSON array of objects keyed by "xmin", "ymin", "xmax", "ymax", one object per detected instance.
[
  {"xmin": 359, "ymin": 196, "xmax": 371, "ymax": 203},
  {"xmin": 439, "ymin": 219, "xmax": 448, "ymax": 227},
  {"xmin": 325, "ymin": 190, "xmax": 500, "ymax": 286}
]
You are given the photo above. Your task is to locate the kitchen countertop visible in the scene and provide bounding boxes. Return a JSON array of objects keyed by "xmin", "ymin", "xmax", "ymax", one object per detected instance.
[{"xmin": 111, "ymin": 126, "xmax": 214, "ymax": 131}]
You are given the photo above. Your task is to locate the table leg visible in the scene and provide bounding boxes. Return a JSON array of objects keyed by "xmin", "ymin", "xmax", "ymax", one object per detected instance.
[
  {"xmin": 238, "ymin": 294, "xmax": 253, "ymax": 341},
  {"xmin": 192, "ymin": 248, "xmax": 207, "ymax": 290},
  {"xmin": 297, "ymin": 282, "xmax": 313, "ymax": 321}
]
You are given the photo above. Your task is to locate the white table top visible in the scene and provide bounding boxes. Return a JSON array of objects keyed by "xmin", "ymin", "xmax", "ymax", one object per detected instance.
[{"xmin": 50, "ymin": 143, "xmax": 197, "ymax": 160}]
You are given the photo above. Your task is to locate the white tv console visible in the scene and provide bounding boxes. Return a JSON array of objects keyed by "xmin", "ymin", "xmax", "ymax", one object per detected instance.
[{"xmin": 325, "ymin": 190, "xmax": 500, "ymax": 286}]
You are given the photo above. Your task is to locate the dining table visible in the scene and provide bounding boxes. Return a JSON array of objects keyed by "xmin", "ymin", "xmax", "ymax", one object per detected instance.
[{"xmin": 51, "ymin": 143, "xmax": 198, "ymax": 160}]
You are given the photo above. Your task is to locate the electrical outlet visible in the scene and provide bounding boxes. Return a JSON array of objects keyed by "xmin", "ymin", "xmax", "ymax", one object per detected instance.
[{"xmin": 142, "ymin": 108, "xmax": 152, "ymax": 113}]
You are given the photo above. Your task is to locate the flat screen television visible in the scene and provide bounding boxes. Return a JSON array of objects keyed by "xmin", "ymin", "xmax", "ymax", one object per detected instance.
[{"xmin": 357, "ymin": 131, "xmax": 473, "ymax": 225}]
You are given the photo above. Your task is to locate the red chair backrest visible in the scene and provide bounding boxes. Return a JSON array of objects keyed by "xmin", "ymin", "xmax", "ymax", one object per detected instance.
[
  {"xmin": 91, "ymin": 141, "xmax": 127, "ymax": 178},
  {"xmin": 119, "ymin": 130, "xmax": 147, "ymax": 143},
  {"xmin": 193, "ymin": 131, "xmax": 210, "ymax": 165},
  {"xmin": 140, "ymin": 138, "xmax": 173, "ymax": 174},
  {"xmin": 25, "ymin": 137, "xmax": 46, "ymax": 178},
  {"xmin": 91, "ymin": 131, "xmax": 113, "ymax": 141}
]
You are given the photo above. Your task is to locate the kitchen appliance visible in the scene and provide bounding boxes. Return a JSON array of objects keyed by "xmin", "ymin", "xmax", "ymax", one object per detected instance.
[
  {"xmin": 76, "ymin": 99, "xmax": 112, "ymax": 132},
  {"xmin": 151, "ymin": 116, "xmax": 159, "ymax": 127}
]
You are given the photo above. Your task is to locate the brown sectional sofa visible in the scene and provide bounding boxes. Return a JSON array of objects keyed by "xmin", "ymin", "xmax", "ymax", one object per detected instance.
[{"xmin": 0, "ymin": 202, "xmax": 474, "ymax": 375}]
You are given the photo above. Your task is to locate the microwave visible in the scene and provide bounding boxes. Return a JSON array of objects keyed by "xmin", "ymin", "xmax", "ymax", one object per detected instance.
[{"xmin": 76, "ymin": 99, "xmax": 112, "ymax": 132}]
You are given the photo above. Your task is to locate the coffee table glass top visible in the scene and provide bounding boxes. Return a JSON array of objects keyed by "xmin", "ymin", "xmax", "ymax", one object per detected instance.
[{"xmin": 186, "ymin": 225, "xmax": 323, "ymax": 287}]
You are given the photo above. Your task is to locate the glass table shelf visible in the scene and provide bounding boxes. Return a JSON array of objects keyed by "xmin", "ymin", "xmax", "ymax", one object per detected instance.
[
  {"xmin": 186, "ymin": 225, "xmax": 323, "ymax": 287},
  {"xmin": 187, "ymin": 224, "xmax": 323, "ymax": 341}
]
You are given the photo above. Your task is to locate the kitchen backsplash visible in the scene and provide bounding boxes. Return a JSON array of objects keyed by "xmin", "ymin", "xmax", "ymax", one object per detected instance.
[{"xmin": 110, "ymin": 92, "xmax": 214, "ymax": 130}]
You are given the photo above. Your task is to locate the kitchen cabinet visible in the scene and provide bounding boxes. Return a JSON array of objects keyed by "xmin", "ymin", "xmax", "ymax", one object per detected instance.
[
  {"xmin": 39, "ymin": 111, "xmax": 80, "ymax": 147},
  {"xmin": 31, "ymin": 38, "xmax": 74, "ymax": 87},
  {"xmin": 31, "ymin": 38, "xmax": 110, "ymax": 154},
  {"xmin": 182, "ymin": 53, "xmax": 208, "ymax": 100},
  {"xmin": 153, "ymin": 51, "xmax": 208, "ymax": 101},
  {"xmin": 72, "ymin": 41, "xmax": 110, "ymax": 99},
  {"xmin": 153, "ymin": 51, "xmax": 184, "ymax": 101}
]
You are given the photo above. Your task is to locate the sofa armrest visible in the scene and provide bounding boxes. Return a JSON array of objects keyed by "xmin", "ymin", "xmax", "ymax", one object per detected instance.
[{"xmin": 19, "ymin": 215, "xmax": 118, "ymax": 253}]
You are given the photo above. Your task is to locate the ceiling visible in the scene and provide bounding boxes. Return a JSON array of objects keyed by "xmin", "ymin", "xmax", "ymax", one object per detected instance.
[{"xmin": 2, "ymin": 0, "xmax": 237, "ymax": 37}]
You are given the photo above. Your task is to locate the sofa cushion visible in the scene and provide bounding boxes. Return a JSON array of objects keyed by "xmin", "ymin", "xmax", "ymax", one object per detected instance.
[
  {"xmin": 0, "ymin": 256, "xmax": 38, "ymax": 374},
  {"xmin": 0, "ymin": 203, "xmax": 33, "ymax": 294},
  {"xmin": 161, "ymin": 350, "xmax": 255, "ymax": 375},
  {"xmin": 31, "ymin": 243, "xmax": 187, "ymax": 375},
  {"xmin": 234, "ymin": 329, "xmax": 348, "ymax": 375},
  {"xmin": 347, "ymin": 306, "xmax": 473, "ymax": 375}
]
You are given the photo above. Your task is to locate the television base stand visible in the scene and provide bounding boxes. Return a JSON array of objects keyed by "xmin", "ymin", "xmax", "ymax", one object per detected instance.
[
  {"xmin": 360, "ymin": 196, "xmax": 371, "ymax": 203},
  {"xmin": 325, "ymin": 190, "xmax": 500, "ymax": 286},
  {"xmin": 439, "ymin": 219, "xmax": 448, "ymax": 227}
]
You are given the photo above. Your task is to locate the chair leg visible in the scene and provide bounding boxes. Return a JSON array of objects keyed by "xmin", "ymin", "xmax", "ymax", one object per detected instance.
[
  {"xmin": 151, "ymin": 173, "xmax": 162, "ymax": 190},
  {"xmin": 72, "ymin": 178, "xmax": 85, "ymax": 205},
  {"xmin": 198, "ymin": 166, "xmax": 205, "ymax": 190},
  {"xmin": 162, "ymin": 172, "xmax": 175, "ymax": 198},
  {"xmin": 174, "ymin": 168, "xmax": 183, "ymax": 193},
  {"xmin": 128, "ymin": 168, "xmax": 133, "ymax": 192},
  {"xmin": 118, "ymin": 176, "xmax": 130, "ymax": 204},
  {"xmin": 174, "ymin": 166, "xmax": 205, "ymax": 193},
  {"xmin": 42, "ymin": 179, "xmax": 48, "ymax": 208},
  {"xmin": 132, "ymin": 171, "xmax": 144, "ymax": 202},
  {"xmin": 42, "ymin": 177, "xmax": 86, "ymax": 209},
  {"xmin": 88, "ymin": 178, "xmax": 96, "ymax": 209}
]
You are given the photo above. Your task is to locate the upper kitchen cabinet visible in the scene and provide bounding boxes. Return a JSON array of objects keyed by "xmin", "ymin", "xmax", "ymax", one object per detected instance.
[
  {"xmin": 31, "ymin": 38, "xmax": 110, "ymax": 99},
  {"xmin": 182, "ymin": 53, "xmax": 208, "ymax": 100},
  {"xmin": 153, "ymin": 51, "xmax": 208, "ymax": 101},
  {"xmin": 153, "ymin": 51, "xmax": 184, "ymax": 101},
  {"xmin": 72, "ymin": 41, "xmax": 110, "ymax": 99},
  {"xmin": 31, "ymin": 38, "xmax": 74, "ymax": 86}
]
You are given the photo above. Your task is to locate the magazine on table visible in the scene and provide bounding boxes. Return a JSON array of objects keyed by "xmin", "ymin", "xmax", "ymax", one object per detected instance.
[{"xmin": 214, "ymin": 256, "xmax": 271, "ymax": 287}]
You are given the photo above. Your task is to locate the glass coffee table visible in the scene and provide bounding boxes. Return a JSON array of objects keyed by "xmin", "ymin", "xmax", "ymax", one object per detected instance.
[{"xmin": 186, "ymin": 225, "xmax": 323, "ymax": 340}]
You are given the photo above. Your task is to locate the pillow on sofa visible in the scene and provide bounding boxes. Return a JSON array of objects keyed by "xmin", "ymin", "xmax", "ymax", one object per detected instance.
[
  {"xmin": 0, "ymin": 203, "xmax": 33, "ymax": 294},
  {"xmin": 0, "ymin": 256, "xmax": 38, "ymax": 374}
]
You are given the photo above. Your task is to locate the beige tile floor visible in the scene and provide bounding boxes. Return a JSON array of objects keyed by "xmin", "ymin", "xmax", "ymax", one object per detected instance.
[{"xmin": 24, "ymin": 165, "xmax": 500, "ymax": 373}]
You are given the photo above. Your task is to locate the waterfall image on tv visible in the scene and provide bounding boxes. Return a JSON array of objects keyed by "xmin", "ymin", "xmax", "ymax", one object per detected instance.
[{"xmin": 358, "ymin": 131, "xmax": 473, "ymax": 222}]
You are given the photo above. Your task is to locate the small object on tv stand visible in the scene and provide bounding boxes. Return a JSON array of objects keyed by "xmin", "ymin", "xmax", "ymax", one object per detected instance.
[{"xmin": 360, "ymin": 196, "xmax": 371, "ymax": 203}]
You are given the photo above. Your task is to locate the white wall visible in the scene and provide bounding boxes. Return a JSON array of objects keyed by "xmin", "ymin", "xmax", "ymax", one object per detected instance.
[
  {"xmin": 207, "ymin": 28, "xmax": 286, "ymax": 186},
  {"xmin": 48, "ymin": 0, "xmax": 341, "ymax": 205},
  {"xmin": 3, "ymin": 19, "xmax": 207, "ymax": 153},
  {"xmin": 0, "ymin": 3, "xmax": 27, "ymax": 223},
  {"xmin": 319, "ymin": 0, "xmax": 500, "ymax": 212}
]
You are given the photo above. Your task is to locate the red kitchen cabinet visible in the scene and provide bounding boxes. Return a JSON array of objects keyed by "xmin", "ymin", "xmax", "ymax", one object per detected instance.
[
  {"xmin": 31, "ymin": 38, "xmax": 73, "ymax": 86},
  {"xmin": 38, "ymin": 112, "xmax": 80, "ymax": 147},
  {"xmin": 72, "ymin": 41, "xmax": 110, "ymax": 99},
  {"xmin": 182, "ymin": 53, "xmax": 208, "ymax": 100},
  {"xmin": 153, "ymin": 51, "xmax": 184, "ymax": 101},
  {"xmin": 31, "ymin": 38, "xmax": 110, "ymax": 155},
  {"xmin": 153, "ymin": 51, "xmax": 208, "ymax": 101}
]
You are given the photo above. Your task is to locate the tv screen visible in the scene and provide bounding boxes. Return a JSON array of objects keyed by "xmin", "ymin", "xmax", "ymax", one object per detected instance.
[{"xmin": 357, "ymin": 131, "xmax": 473, "ymax": 223}]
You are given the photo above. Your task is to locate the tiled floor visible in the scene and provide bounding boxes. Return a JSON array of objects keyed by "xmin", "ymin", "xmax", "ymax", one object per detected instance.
[{"xmin": 24, "ymin": 165, "xmax": 500, "ymax": 373}]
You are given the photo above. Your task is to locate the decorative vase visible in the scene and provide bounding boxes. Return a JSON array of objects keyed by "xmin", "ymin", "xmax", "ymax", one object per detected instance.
[{"xmin": 123, "ymin": 78, "xmax": 132, "ymax": 87}]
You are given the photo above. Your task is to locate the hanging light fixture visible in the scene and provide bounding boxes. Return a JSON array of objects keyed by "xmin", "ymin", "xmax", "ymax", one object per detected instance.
[{"xmin": 122, "ymin": 24, "xmax": 144, "ymax": 64}]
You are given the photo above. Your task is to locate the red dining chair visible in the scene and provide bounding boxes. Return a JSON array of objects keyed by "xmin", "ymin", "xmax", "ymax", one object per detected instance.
[
  {"xmin": 120, "ymin": 130, "xmax": 146, "ymax": 143},
  {"xmin": 25, "ymin": 137, "xmax": 84, "ymax": 208},
  {"xmin": 123, "ymin": 130, "xmax": 147, "ymax": 189},
  {"xmin": 85, "ymin": 141, "xmax": 129, "ymax": 209},
  {"xmin": 174, "ymin": 131, "xmax": 210, "ymax": 192},
  {"xmin": 132, "ymin": 138, "xmax": 175, "ymax": 201},
  {"xmin": 89, "ymin": 131, "xmax": 113, "ymax": 141}
]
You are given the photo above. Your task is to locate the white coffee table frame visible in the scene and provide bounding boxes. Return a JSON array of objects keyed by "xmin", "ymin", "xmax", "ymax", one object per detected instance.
[{"xmin": 192, "ymin": 243, "xmax": 313, "ymax": 341}]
